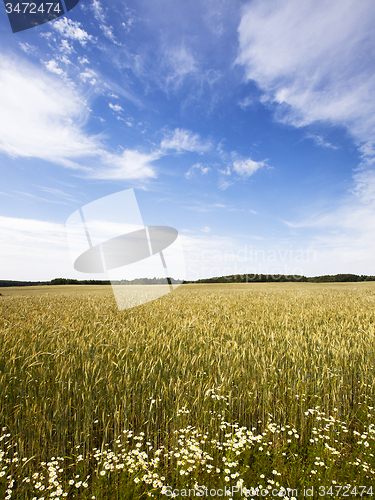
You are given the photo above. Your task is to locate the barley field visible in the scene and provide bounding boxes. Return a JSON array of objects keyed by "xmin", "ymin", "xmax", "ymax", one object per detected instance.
[{"xmin": 0, "ymin": 282, "xmax": 375, "ymax": 499}]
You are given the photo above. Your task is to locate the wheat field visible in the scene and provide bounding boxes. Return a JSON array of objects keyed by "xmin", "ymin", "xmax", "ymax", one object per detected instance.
[{"xmin": 0, "ymin": 282, "xmax": 375, "ymax": 499}]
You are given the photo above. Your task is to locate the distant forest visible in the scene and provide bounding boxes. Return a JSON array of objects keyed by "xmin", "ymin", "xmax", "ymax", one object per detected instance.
[
  {"xmin": 183, "ymin": 273, "xmax": 375, "ymax": 284},
  {"xmin": 0, "ymin": 277, "xmax": 183, "ymax": 287},
  {"xmin": 1, "ymin": 274, "xmax": 375, "ymax": 287}
]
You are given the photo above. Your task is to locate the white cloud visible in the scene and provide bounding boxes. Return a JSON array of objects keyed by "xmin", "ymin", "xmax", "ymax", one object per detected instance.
[
  {"xmin": 279, "ymin": 167, "xmax": 375, "ymax": 275},
  {"xmin": 1, "ymin": 209, "xmax": 372, "ymax": 282},
  {"xmin": 164, "ymin": 45, "xmax": 198, "ymax": 88},
  {"xmin": 352, "ymin": 169, "xmax": 375, "ymax": 205},
  {"xmin": 59, "ymin": 39, "xmax": 74, "ymax": 55},
  {"xmin": 236, "ymin": 0, "xmax": 375, "ymax": 153},
  {"xmin": 0, "ymin": 215, "xmax": 115, "ymax": 281},
  {"xmin": 91, "ymin": 0, "xmax": 105, "ymax": 23},
  {"xmin": 0, "ymin": 215, "xmax": 71, "ymax": 281},
  {"xmin": 116, "ymin": 116, "xmax": 133, "ymax": 127},
  {"xmin": 36, "ymin": 186, "xmax": 76, "ymax": 201},
  {"xmin": 79, "ymin": 68, "xmax": 97, "ymax": 83},
  {"xmin": 0, "ymin": 54, "xmax": 101, "ymax": 166},
  {"xmin": 78, "ymin": 56, "xmax": 90, "ymax": 65},
  {"xmin": 185, "ymin": 163, "xmax": 210, "ymax": 179},
  {"xmin": 109, "ymin": 102, "xmax": 123, "ymax": 113},
  {"xmin": 305, "ymin": 134, "xmax": 339, "ymax": 150},
  {"xmin": 18, "ymin": 42, "xmax": 35, "ymax": 54},
  {"xmin": 218, "ymin": 179, "xmax": 234, "ymax": 190},
  {"xmin": 100, "ymin": 24, "xmax": 117, "ymax": 43},
  {"xmin": 218, "ymin": 165, "xmax": 231, "ymax": 175},
  {"xmin": 284, "ymin": 207, "xmax": 375, "ymax": 275},
  {"xmin": 92, "ymin": 150, "xmax": 159, "ymax": 180},
  {"xmin": 52, "ymin": 18, "xmax": 93, "ymax": 45},
  {"xmin": 238, "ymin": 96, "xmax": 253, "ymax": 109},
  {"xmin": 43, "ymin": 59, "xmax": 66, "ymax": 77},
  {"xmin": 91, "ymin": 0, "xmax": 118, "ymax": 43},
  {"xmin": 0, "ymin": 216, "xmax": 221, "ymax": 283},
  {"xmin": 121, "ymin": 15, "xmax": 136, "ymax": 34},
  {"xmin": 0, "ymin": 54, "xmax": 153, "ymax": 181},
  {"xmin": 232, "ymin": 155, "xmax": 265, "ymax": 177},
  {"xmin": 13, "ymin": 191, "xmax": 68, "ymax": 205},
  {"xmin": 59, "ymin": 54, "xmax": 72, "ymax": 66},
  {"xmin": 161, "ymin": 129, "xmax": 211, "ymax": 153},
  {"xmin": 0, "ymin": 215, "xmax": 65, "ymax": 235},
  {"xmin": 218, "ymin": 147, "xmax": 266, "ymax": 182},
  {"xmin": 236, "ymin": 0, "xmax": 375, "ymax": 274}
]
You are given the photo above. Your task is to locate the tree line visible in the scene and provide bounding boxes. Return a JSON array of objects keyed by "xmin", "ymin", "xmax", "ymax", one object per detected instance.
[
  {"xmin": 0, "ymin": 277, "xmax": 183, "ymax": 287},
  {"xmin": 182, "ymin": 273, "xmax": 375, "ymax": 284},
  {"xmin": 1, "ymin": 274, "xmax": 375, "ymax": 288}
]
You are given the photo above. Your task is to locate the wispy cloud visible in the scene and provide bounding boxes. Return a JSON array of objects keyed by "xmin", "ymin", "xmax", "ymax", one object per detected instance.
[
  {"xmin": 0, "ymin": 215, "xmax": 66, "ymax": 235},
  {"xmin": 0, "ymin": 58, "xmax": 216, "ymax": 184},
  {"xmin": 218, "ymin": 165, "xmax": 231, "ymax": 175},
  {"xmin": 0, "ymin": 54, "xmax": 101, "ymax": 167},
  {"xmin": 236, "ymin": 0, "xmax": 375, "ymax": 155},
  {"xmin": 185, "ymin": 162, "xmax": 211, "ymax": 179},
  {"xmin": 305, "ymin": 134, "xmax": 339, "ymax": 150},
  {"xmin": 59, "ymin": 40, "xmax": 74, "ymax": 55},
  {"xmin": 280, "ymin": 166, "xmax": 375, "ymax": 274},
  {"xmin": 0, "ymin": 215, "xmax": 73, "ymax": 281},
  {"xmin": 91, "ymin": 0, "xmax": 118, "ymax": 43},
  {"xmin": 164, "ymin": 45, "xmax": 198, "ymax": 89},
  {"xmin": 35, "ymin": 186, "xmax": 76, "ymax": 201},
  {"xmin": 100, "ymin": 24, "xmax": 117, "ymax": 43},
  {"xmin": 236, "ymin": 0, "xmax": 375, "ymax": 274},
  {"xmin": 218, "ymin": 179, "xmax": 234, "ymax": 190},
  {"xmin": 52, "ymin": 18, "xmax": 94, "ymax": 46},
  {"xmin": 161, "ymin": 128, "xmax": 211, "ymax": 153},
  {"xmin": 109, "ymin": 102, "xmax": 123, "ymax": 113},
  {"xmin": 13, "ymin": 191, "xmax": 68, "ymax": 205},
  {"xmin": 0, "ymin": 54, "xmax": 155, "ymax": 181},
  {"xmin": 18, "ymin": 42, "xmax": 35, "ymax": 54},
  {"xmin": 92, "ymin": 150, "xmax": 159, "ymax": 180},
  {"xmin": 238, "ymin": 96, "xmax": 253, "ymax": 109},
  {"xmin": 79, "ymin": 68, "xmax": 97, "ymax": 84}
]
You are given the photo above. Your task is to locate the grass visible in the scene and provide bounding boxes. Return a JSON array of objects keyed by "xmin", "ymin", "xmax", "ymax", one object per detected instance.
[{"xmin": 0, "ymin": 282, "xmax": 375, "ymax": 498}]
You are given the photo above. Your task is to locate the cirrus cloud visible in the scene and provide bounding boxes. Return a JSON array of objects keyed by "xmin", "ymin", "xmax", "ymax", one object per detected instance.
[
  {"xmin": 236, "ymin": 0, "xmax": 375, "ymax": 155},
  {"xmin": 161, "ymin": 128, "xmax": 211, "ymax": 153},
  {"xmin": 93, "ymin": 150, "xmax": 159, "ymax": 180},
  {"xmin": 0, "ymin": 53, "xmax": 156, "ymax": 181},
  {"xmin": 0, "ymin": 54, "xmax": 101, "ymax": 168}
]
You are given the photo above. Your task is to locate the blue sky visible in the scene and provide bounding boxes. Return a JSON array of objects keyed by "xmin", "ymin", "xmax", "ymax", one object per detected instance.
[{"xmin": 0, "ymin": 0, "xmax": 374, "ymax": 281}]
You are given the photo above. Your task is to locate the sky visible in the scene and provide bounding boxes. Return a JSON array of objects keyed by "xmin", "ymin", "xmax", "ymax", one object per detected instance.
[{"xmin": 0, "ymin": 0, "xmax": 375, "ymax": 282}]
